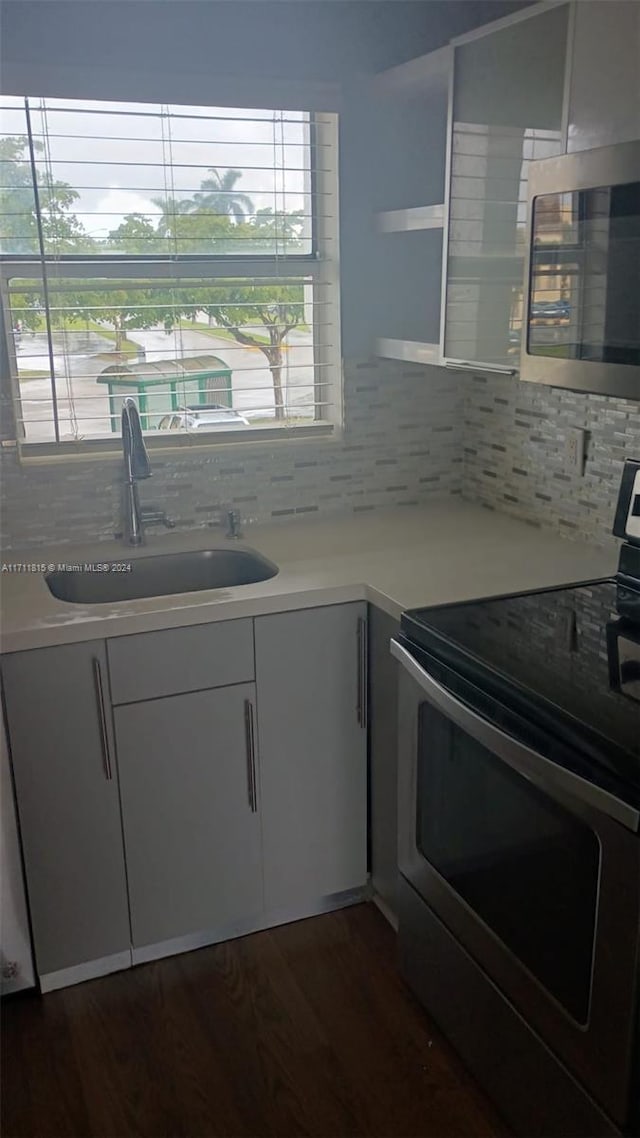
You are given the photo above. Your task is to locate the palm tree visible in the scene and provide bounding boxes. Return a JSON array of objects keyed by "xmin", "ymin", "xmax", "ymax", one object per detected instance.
[
  {"xmin": 150, "ymin": 194, "xmax": 194, "ymax": 238},
  {"xmin": 188, "ymin": 169, "xmax": 254, "ymax": 223}
]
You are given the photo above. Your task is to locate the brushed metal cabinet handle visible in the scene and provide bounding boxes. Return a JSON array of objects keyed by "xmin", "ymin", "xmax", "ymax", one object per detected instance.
[
  {"xmin": 244, "ymin": 699, "xmax": 257, "ymax": 813},
  {"xmin": 249, "ymin": 703, "xmax": 258, "ymax": 812},
  {"xmin": 92, "ymin": 657, "xmax": 113, "ymax": 781}
]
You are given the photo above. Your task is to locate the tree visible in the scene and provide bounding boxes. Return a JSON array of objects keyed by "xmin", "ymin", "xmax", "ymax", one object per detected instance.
[
  {"xmin": 108, "ymin": 213, "xmax": 162, "ymax": 255},
  {"xmin": 149, "ymin": 183, "xmax": 308, "ymax": 418},
  {"xmin": 187, "ymin": 169, "xmax": 254, "ymax": 222},
  {"xmin": 61, "ymin": 281, "xmax": 184, "ymax": 351},
  {"xmin": 3, "ymin": 150, "xmax": 309, "ymax": 413},
  {"xmin": 197, "ymin": 208, "xmax": 307, "ymax": 418},
  {"xmin": 150, "ymin": 194, "xmax": 193, "ymax": 244},
  {"xmin": 197, "ymin": 280, "xmax": 305, "ymax": 420},
  {"xmin": 0, "ymin": 138, "xmax": 39, "ymax": 256},
  {"xmin": 150, "ymin": 194, "xmax": 246, "ymax": 255},
  {"xmin": 1, "ymin": 136, "xmax": 94, "ymax": 333},
  {"xmin": 0, "ymin": 136, "xmax": 91, "ymax": 256},
  {"xmin": 250, "ymin": 207, "xmax": 306, "ymax": 250}
]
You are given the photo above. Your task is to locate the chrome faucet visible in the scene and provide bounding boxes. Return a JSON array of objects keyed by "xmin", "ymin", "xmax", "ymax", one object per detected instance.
[
  {"xmin": 121, "ymin": 398, "xmax": 151, "ymax": 545},
  {"xmin": 120, "ymin": 399, "xmax": 174, "ymax": 545}
]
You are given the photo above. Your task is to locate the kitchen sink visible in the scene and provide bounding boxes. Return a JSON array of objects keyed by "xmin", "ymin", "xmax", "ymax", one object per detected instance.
[{"xmin": 45, "ymin": 548, "xmax": 279, "ymax": 604}]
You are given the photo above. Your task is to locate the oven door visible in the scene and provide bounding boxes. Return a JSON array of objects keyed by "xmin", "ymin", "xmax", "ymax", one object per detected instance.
[{"xmin": 392, "ymin": 638, "xmax": 640, "ymax": 1127}]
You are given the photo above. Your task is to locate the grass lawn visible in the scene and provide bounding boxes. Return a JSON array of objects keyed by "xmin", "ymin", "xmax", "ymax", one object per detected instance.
[
  {"xmin": 88, "ymin": 325, "xmax": 140, "ymax": 355},
  {"xmin": 20, "ymin": 318, "xmax": 141, "ymax": 355},
  {"xmin": 178, "ymin": 319, "xmax": 270, "ymax": 349},
  {"xmin": 176, "ymin": 319, "xmax": 310, "ymax": 352},
  {"xmin": 529, "ymin": 344, "xmax": 573, "ymax": 359}
]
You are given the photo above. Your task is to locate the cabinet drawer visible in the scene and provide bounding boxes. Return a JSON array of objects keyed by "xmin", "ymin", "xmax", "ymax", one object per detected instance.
[{"xmin": 108, "ymin": 619, "xmax": 254, "ymax": 704}]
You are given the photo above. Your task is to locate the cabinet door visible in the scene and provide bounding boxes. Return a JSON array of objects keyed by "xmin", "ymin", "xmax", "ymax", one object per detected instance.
[
  {"xmin": 254, "ymin": 603, "xmax": 367, "ymax": 912},
  {"xmin": 443, "ymin": 4, "xmax": 569, "ymax": 369},
  {"xmin": 365, "ymin": 47, "xmax": 450, "ymax": 360},
  {"xmin": 2, "ymin": 641, "xmax": 131, "ymax": 989},
  {"xmin": 568, "ymin": 0, "xmax": 640, "ymax": 152},
  {"xmin": 114, "ymin": 683, "xmax": 263, "ymax": 953}
]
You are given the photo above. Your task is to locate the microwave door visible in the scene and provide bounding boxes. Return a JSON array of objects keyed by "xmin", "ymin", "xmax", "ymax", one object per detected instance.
[
  {"xmin": 528, "ymin": 187, "xmax": 640, "ymax": 364},
  {"xmin": 521, "ymin": 140, "xmax": 640, "ymax": 399}
]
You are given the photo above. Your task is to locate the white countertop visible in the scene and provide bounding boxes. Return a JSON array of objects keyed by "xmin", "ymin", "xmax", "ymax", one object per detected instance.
[{"xmin": 0, "ymin": 500, "xmax": 617, "ymax": 654}]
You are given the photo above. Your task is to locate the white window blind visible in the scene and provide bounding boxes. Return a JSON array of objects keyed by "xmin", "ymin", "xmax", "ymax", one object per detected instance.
[{"xmin": 0, "ymin": 96, "xmax": 340, "ymax": 449}]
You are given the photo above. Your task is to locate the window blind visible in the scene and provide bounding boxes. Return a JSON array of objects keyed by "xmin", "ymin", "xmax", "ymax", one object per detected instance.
[{"xmin": 0, "ymin": 96, "xmax": 339, "ymax": 446}]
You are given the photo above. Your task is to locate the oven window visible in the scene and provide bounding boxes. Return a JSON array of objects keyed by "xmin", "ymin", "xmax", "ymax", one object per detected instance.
[{"xmin": 417, "ymin": 703, "xmax": 600, "ymax": 1024}]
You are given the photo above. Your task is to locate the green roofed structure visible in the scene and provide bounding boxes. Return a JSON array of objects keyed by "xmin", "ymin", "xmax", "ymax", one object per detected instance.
[{"xmin": 97, "ymin": 354, "xmax": 233, "ymax": 431}]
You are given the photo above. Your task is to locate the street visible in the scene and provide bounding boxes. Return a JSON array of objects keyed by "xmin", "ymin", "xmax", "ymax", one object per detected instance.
[{"xmin": 16, "ymin": 324, "xmax": 315, "ymax": 442}]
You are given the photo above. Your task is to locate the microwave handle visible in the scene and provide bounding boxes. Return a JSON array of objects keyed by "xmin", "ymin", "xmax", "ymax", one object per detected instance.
[{"xmin": 391, "ymin": 639, "xmax": 639, "ymax": 833}]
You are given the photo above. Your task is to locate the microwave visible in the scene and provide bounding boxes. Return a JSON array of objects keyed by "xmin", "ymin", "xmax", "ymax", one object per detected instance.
[{"xmin": 521, "ymin": 140, "xmax": 640, "ymax": 401}]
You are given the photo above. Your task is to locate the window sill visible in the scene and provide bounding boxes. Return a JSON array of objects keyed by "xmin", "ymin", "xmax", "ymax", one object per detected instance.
[{"xmin": 9, "ymin": 421, "xmax": 337, "ymax": 466}]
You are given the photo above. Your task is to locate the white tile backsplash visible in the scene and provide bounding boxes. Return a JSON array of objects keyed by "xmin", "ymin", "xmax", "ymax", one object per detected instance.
[
  {"xmin": 1, "ymin": 359, "xmax": 637, "ymax": 553},
  {"xmin": 0, "ymin": 359, "xmax": 464, "ymax": 550}
]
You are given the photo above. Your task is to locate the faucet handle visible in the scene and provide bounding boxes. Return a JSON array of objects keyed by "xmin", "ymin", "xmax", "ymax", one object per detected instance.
[
  {"xmin": 226, "ymin": 509, "xmax": 242, "ymax": 539},
  {"xmin": 206, "ymin": 507, "xmax": 242, "ymax": 538}
]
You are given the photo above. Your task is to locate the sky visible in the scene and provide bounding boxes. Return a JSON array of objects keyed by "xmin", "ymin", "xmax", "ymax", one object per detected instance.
[{"xmin": 0, "ymin": 95, "xmax": 313, "ymax": 243}]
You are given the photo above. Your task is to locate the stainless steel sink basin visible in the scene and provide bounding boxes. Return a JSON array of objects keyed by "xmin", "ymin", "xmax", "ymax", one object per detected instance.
[{"xmin": 45, "ymin": 548, "xmax": 279, "ymax": 604}]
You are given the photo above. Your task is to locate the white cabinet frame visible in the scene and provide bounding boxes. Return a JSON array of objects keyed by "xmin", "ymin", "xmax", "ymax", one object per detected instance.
[{"xmin": 440, "ymin": 0, "xmax": 573, "ymax": 376}]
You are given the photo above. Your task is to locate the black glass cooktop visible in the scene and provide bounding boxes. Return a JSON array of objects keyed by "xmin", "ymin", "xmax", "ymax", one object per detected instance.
[{"xmin": 402, "ymin": 579, "xmax": 640, "ymax": 776}]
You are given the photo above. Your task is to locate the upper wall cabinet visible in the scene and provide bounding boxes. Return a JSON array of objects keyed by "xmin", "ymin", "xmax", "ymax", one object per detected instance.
[
  {"xmin": 370, "ymin": 47, "xmax": 451, "ymax": 365},
  {"xmin": 371, "ymin": 3, "xmax": 571, "ymax": 372},
  {"xmin": 442, "ymin": 3, "xmax": 569, "ymax": 373},
  {"xmin": 567, "ymin": 0, "xmax": 640, "ymax": 153},
  {"xmin": 372, "ymin": 0, "xmax": 639, "ymax": 375}
]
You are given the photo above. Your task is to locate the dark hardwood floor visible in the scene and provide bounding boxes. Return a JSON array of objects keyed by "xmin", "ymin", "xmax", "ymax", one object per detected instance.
[{"xmin": 2, "ymin": 903, "xmax": 509, "ymax": 1138}]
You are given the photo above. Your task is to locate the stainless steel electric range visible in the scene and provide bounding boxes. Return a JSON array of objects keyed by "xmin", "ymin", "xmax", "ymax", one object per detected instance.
[{"xmin": 392, "ymin": 459, "xmax": 640, "ymax": 1138}]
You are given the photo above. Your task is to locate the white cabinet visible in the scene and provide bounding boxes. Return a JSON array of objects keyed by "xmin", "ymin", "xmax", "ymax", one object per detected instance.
[
  {"xmin": 369, "ymin": 46, "xmax": 451, "ymax": 364},
  {"xmin": 567, "ymin": 0, "xmax": 640, "ymax": 152},
  {"xmin": 254, "ymin": 604, "xmax": 368, "ymax": 912},
  {"xmin": 0, "ymin": 707, "xmax": 34, "ymax": 993},
  {"xmin": 114, "ymin": 683, "xmax": 263, "ymax": 958},
  {"xmin": 371, "ymin": 4, "xmax": 571, "ymax": 372},
  {"xmin": 114, "ymin": 603, "xmax": 368, "ymax": 952},
  {"xmin": 2, "ymin": 641, "xmax": 131, "ymax": 991},
  {"xmin": 3, "ymin": 604, "xmax": 370, "ymax": 988},
  {"xmin": 442, "ymin": 3, "xmax": 569, "ymax": 371},
  {"xmin": 107, "ymin": 618, "xmax": 254, "ymax": 704},
  {"xmin": 371, "ymin": 0, "xmax": 640, "ymax": 374}
]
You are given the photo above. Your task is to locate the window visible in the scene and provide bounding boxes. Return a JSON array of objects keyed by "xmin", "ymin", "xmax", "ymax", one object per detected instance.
[{"xmin": 0, "ymin": 96, "xmax": 340, "ymax": 451}]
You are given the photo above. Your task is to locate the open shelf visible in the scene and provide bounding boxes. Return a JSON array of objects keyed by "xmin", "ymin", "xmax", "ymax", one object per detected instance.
[
  {"xmin": 371, "ymin": 44, "xmax": 451, "ymax": 98},
  {"xmin": 375, "ymin": 204, "xmax": 445, "ymax": 233},
  {"xmin": 375, "ymin": 339, "xmax": 441, "ymax": 366}
]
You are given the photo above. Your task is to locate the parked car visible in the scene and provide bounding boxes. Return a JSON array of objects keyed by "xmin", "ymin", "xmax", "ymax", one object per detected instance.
[
  {"xmin": 531, "ymin": 298, "xmax": 571, "ymax": 320},
  {"xmin": 158, "ymin": 404, "xmax": 250, "ymax": 431}
]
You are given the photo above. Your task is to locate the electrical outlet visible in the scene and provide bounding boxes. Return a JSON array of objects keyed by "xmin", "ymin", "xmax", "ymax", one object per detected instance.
[{"xmin": 565, "ymin": 428, "xmax": 587, "ymax": 474}]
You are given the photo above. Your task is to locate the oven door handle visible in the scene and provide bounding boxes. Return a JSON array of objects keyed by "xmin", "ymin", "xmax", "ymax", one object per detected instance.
[{"xmin": 391, "ymin": 639, "xmax": 640, "ymax": 833}]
